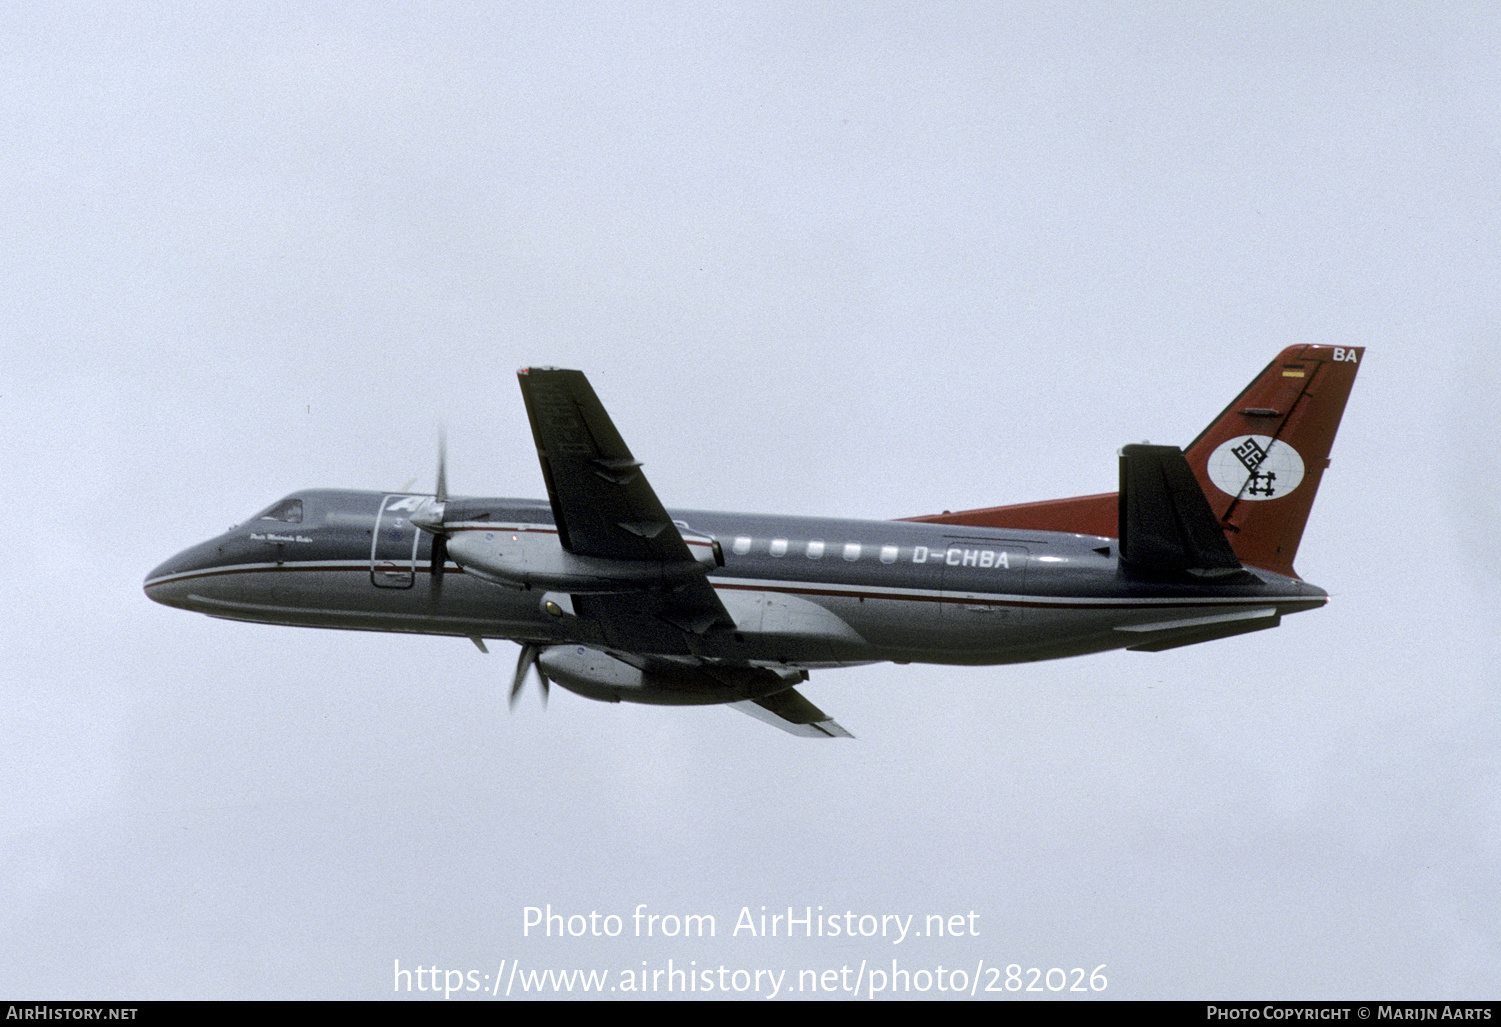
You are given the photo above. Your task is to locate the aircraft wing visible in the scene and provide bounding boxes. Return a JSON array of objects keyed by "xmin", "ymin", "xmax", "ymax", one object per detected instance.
[
  {"xmin": 516, "ymin": 367, "xmax": 734, "ymax": 641},
  {"xmin": 730, "ymin": 688, "xmax": 853, "ymax": 739},
  {"xmin": 570, "ymin": 590, "xmax": 732, "ymax": 654}
]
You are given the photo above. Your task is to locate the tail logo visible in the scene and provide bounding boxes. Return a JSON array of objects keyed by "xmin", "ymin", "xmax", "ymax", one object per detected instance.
[{"xmin": 1207, "ymin": 435, "xmax": 1305, "ymax": 501}]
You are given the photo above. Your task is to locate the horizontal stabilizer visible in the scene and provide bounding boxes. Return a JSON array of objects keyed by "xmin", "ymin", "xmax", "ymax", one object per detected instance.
[
  {"xmin": 731, "ymin": 688, "xmax": 853, "ymax": 738},
  {"xmin": 1118, "ymin": 444, "xmax": 1242, "ymax": 576},
  {"xmin": 1114, "ymin": 606, "xmax": 1278, "ymax": 634},
  {"xmin": 1121, "ymin": 609, "xmax": 1282, "ymax": 651}
]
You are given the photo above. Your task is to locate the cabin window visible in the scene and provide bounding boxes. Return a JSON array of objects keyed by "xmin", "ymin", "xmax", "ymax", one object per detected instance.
[
  {"xmin": 843, "ymin": 543, "xmax": 861, "ymax": 561},
  {"xmin": 806, "ymin": 540, "xmax": 825, "ymax": 559},
  {"xmin": 770, "ymin": 539, "xmax": 788, "ymax": 557},
  {"xmin": 732, "ymin": 536, "xmax": 752, "ymax": 556},
  {"xmin": 880, "ymin": 545, "xmax": 898, "ymax": 564}
]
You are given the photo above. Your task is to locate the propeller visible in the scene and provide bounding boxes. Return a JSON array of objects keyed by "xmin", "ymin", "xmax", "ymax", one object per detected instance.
[
  {"xmin": 411, "ymin": 431, "xmax": 449, "ymax": 602},
  {"xmin": 510, "ymin": 643, "xmax": 551, "ymax": 708}
]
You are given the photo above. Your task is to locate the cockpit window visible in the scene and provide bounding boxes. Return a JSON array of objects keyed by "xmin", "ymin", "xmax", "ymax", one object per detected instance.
[{"xmin": 255, "ymin": 498, "xmax": 304, "ymax": 523}]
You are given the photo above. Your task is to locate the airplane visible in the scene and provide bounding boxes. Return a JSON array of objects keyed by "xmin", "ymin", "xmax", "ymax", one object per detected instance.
[{"xmin": 144, "ymin": 346, "xmax": 1363, "ymax": 738}]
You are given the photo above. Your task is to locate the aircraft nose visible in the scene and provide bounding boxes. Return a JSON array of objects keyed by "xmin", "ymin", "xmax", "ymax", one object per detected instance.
[
  {"xmin": 143, "ymin": 538, "xmax": 222, "ymax": 609},
  {"xmin": 144, "ymin": 555, "xmax": 190, "ymax": 609}
]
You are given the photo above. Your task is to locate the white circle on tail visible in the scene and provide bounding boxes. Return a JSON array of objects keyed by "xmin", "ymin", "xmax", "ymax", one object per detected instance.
[{"xmin": 1207, "ymin": 435, "xmax": 1305, "ymax": 501}]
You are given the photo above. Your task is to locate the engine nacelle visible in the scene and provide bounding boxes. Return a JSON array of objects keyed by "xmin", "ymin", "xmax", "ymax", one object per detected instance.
[
  {"xmin": 538, "ymin": 646, "xmax": 804, "ymax": 706},
  {"xmin": 445, "ymin": 527, "xmax": 718, "ymax": 593}
]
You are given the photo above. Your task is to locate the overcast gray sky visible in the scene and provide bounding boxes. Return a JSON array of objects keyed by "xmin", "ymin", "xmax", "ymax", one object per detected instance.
[{"xmin": 2, "ymin": 2, "xmax": 1497, "ymax": 1000}]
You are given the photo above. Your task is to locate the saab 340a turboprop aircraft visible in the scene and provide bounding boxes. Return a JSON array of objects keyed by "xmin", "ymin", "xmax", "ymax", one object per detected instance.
[{"xmin": 145, "ymin": 346, "xmax": 1363, "ymax": 737}]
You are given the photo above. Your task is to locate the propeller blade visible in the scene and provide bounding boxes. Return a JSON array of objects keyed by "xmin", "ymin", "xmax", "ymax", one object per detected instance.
[
  {"xmin": 429, "ymin": 532, "xmax": 447, "ymax": 601},
  {"xmin": 508, "ymin": 644, "xmax": 550, "ymax": 709},
  {"xmin": 510, "ymin": 644, "xmax": 539, "ymax": 709},
  {"xmin": 416, "ymin": 431, "xmax": 450, "ymax": 603}
]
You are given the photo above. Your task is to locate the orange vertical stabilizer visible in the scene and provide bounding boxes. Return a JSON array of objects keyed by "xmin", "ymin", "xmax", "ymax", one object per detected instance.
[{"xmin": 903, "ymin": 346, "xmax": 1364, "ymax": 578}]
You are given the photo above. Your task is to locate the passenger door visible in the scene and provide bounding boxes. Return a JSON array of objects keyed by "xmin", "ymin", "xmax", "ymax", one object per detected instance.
[{"xmin": 370, "ymin": 495, "xmax": 421, "ymax": 588}]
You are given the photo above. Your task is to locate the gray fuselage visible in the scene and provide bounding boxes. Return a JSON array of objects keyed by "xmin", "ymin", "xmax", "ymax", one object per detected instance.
[{"xmin": 144, "ymin": 488, "xmax": 1328, "ymax": 669}]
